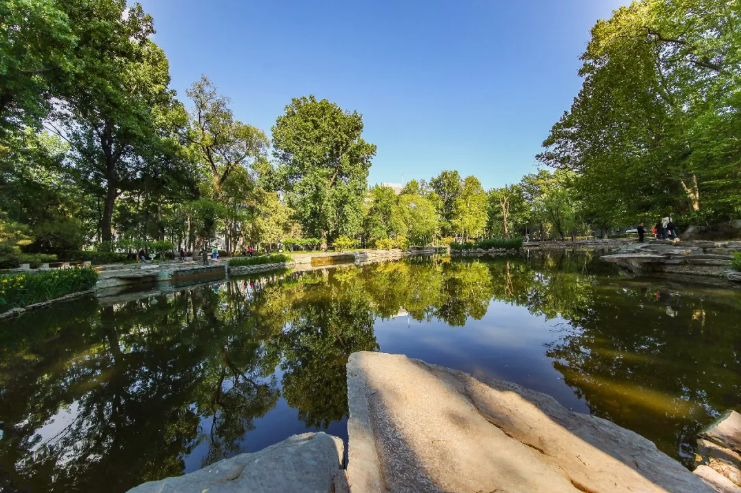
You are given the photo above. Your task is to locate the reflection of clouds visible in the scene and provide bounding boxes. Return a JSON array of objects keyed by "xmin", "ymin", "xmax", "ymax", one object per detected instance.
[{"xmin": 24, "ymin": 401, "xmax": 85, "ymax": 467}]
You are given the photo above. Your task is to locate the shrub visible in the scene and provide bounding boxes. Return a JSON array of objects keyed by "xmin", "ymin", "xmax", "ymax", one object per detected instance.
[
  {"xmin": 282, "ymin": 238, "xmax": 321, "ymax": 251},
  {"xmin": 440, "ymin": 236, "xmax": 455, "ymax": 246},
  {"xmin": 19, "ymin": 253, "xmax": 57, "ymax": 268},
  {"xmin": 732, "ymin": 252, "xmax": 741, "ymax": 272},
  {"xmin": 149, "ymin": 240, "xmax": 175, "ymax": 257},
  {"xmin": 450, "ymin": 238, "xmax": 523, "ymax": 251},
  {"xmin": 333, "ymin": 236, "xmax": 358, "ymax": 252},
  {"xmin": 228, "ymin": 254, "xmax": 292, "ymax": 267},
  {"xmin": 0, "ymin": 267, "xmax": 99, "ymax": 314},
  {"xmin": 57, "ymin": 250, "xmax": 130, "ymax": 264},
  {"xmin": 395, "ymin": 236, "xmax": 410, "ymax": 251},
  {"xmin": 375, "ymin": 238, "xmax": 396, "ymax": 250},
  {"xmin": 476, "ymin": 238, "xmax": 523, "ymax": 250}
]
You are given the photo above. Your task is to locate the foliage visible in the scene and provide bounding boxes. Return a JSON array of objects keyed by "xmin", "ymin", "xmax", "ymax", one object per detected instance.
[
  {"xmin": 272, "ymin": 95, "xmax": 376, "ymax": 246},
  {"xmin": 0, "ymin": 267, "xmax": 98, "ymax": 313},
  {"xmin": 0, "ymin": 0, "xmax": 76, "ymax": 134},
  {"xmin": 228, "ymin": 254, "xmax": 292, "ymax": 267},
  {"xmin": 538, "ymin": 0, "xmax": 741, "ymax": 226},
  {"xmin": 333, "ymin": 236, "xmax": 358, "ymax": 252},
  {"xmin": 362, "ymin": 185, "xmax": 407, "ymax": 245},
  {"xmin": 451, "ymin": 238, "xmax": 523, "ymax": 250},
  {"xmin": 440, "ymin": 236, "xmax": 454, "ymax": 246},
  {"xmin": 57, "ymin": 250, "xmax": 129, "ymax": 264},
  {"xmin": 283, "ymin": 238, "xmax": 321, "ymax": 251},
  {"xmin": 185, "ymin": 76, "xmax": 267, "ymax": 199},
  {"xmin": 399, "ymin": 194, "xmax": 439, "ymax": 246},
  {"xmin": 451, "ymin": 176, "xmax": 487, "ymax": 241},
  {"xmin": 732, "ymin": 252, "xmax": 741, "ymax": 272},
  {"xmin": 375, "ymin": 236, "xmax": 409, "ymax": 250},
  {"xmin": 430, "ymin": 170, "xmax": 462, "ymax": 236}
]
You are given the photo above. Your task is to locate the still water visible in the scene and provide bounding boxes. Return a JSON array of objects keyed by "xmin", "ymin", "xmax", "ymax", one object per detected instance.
[{"xmin": 1, "ymin": 252, "xmax": 740, "ymax": 492}]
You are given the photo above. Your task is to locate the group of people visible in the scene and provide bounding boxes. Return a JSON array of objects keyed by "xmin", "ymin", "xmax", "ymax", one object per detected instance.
[{"xmin": 637, "ymin": 217, "xmax": 679, "ymax": 243}]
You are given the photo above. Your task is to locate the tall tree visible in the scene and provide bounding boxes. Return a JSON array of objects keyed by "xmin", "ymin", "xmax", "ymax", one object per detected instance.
[
  {"xmin": 538, "ymin": 0, "xmax": 741, "ymax": 225},
  {"xmin": 0, "ymin": 0, "xmax": 76, "ymax": 135},
  {"xmin": 430, "ymin": 170, "xmax": 462, "ymax": 236},
  {"xmin": 363, "ymin": 185, "xmax": 407, "ymax": 245},
  {"xmin": 272, "ymin": 95, "xmax": 376, "ymax": 248},
  {"xmin": 451, "ymin": 176, "xmax": 487, "ymax": 241},
  {"xmin": 49, "ymin": 1, "xmax": 182, "ymax": 242},
  {"xmin": 185, "ymin": 76, "xmax": 268, "ymax": 200}
]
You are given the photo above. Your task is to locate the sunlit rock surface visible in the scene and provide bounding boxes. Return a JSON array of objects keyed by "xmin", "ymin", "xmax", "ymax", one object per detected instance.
[
  {"xmin": 346, "ymin": 351, "xmax": 715, "ymax": 493},
  {"xmin": 126, "ymin": 432, "xmax": 344, "ymax": 493}
]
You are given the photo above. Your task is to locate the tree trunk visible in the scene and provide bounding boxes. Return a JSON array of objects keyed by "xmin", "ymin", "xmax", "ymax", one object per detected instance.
[
  {"xmin": 101, "ymin": 172, "xmax": 117, "ymax": 242},
  {"xmin": 321, "ymin": 230, "xmax": 328, "ymax": 250},
  {"xmin": 681, "ymin": 175, "xmax": 700, "ymax": 211},
  {"xmin": 499, "ymin": 195, "xmax": 510, "ymax": 238}
]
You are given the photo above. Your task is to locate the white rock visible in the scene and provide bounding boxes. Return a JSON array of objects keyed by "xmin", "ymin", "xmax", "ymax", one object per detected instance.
[
  {"xmin": 127, "ymin": 432, "xmax": 344, "ymax": 493},
  {"xmin": 346, "ymin": 351, "xmax": 714, "ymax": 493}
]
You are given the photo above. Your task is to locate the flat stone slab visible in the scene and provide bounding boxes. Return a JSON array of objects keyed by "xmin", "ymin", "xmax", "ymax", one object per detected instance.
[
  {"xmin": 346, "ymin": 352, "xmax": 714, "ymax": 493},
  {"xmin": 694, "ymin": 465, "xmax": 741, "ymax": 493},
  {"xmin": 702, "ymin": 411, "xmax": 741, "ymax": 455},
  {"xmin": 602, "ymin": 253, "xmax": 668, "ymax": 262},
  {"xmin": 127, "ymin": 432, "xmax": 344, "ymax": 493}
]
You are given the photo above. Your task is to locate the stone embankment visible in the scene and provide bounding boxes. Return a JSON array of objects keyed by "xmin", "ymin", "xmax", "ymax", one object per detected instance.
[
  {"xmin": 525, "ymin": 238, "xmax": 635, "ymax": 250},
  {"xmin": 694, "ymin": 411, "xmax": 741, "ymax": 493},
  {"xmin": 601, "ymin": 240, "xmax": 741, "ymax": 283},
  {"xmin": 127, "ymin": 352, "xmax": 736, "ymax": 493},
  {"xmin": 127, "ymin": 432, "xmax": 347, "ymax": 493},
  {"xmin": 452, "ymin": 238, "xmax": 635, "ymax": 257}
]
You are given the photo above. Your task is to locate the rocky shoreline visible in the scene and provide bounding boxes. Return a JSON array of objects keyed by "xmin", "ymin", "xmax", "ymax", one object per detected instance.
[
  {"xmin": 601, "ymin": 240, "xmax": 741, "ymax": 284},
  {"xmin": 126, "ymin": 352, "xmax": 739, "ymax": 493}
]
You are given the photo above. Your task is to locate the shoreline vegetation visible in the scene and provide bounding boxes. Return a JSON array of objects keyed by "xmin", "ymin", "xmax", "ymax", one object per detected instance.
[{"xmin": 0, "ymin": 267, "xmax": 98, "ymax": 314}]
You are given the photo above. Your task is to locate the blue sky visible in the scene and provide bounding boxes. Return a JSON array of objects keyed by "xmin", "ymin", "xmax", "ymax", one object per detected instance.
[{"xmin": 138, "ymin": 0, "xmax": 627, "ymax": 190}]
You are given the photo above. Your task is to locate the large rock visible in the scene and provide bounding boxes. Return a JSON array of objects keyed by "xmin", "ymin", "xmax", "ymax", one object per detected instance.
[
  {"xmin": 346, "ymin": 351, "xmax": 714, "ymax": 493},
  {"xmin": 127, "ymin": 432, "xmax": 345, "ymax": 493},
  {"xmin": 702, "ymin": 411, "xmax": 741, "ymax": 455}
]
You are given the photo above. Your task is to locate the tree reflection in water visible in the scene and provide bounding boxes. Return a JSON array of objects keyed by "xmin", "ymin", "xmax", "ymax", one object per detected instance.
[{"xmin": 1, "ymin": 251, "xmax": 740, "ymax": 491}]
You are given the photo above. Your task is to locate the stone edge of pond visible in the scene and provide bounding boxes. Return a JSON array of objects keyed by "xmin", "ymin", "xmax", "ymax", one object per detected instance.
[
  {"xmin": 345, "ymin": 351, "xmax": 717, "ymax": 493},
  {"xmin": 125, "ymin": 432, "xmax": 347, "ymax": 493},
  {"xmin": 0, "ymin": 289, "xmax": 94, "ymax": 321}
]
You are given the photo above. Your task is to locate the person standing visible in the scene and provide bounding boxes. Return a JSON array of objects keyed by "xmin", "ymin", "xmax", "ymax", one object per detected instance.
[
  {"xmin": 667, "ymin": 218, "xmax": 678, "ymax": 239},
  {"xmin": 637, "ymin": 223, "xmax": 645, "ymax": 243},
  {"xmin": 654, "ymin": 220, "xmax": 664, "ymax": 239},
  {"xmin": 248, "ymin": 245, "xmax": 253, "ymax": 257},
  {"xmin": 661, "ymin": 217, "xmax": 670, "ymax": 239}
]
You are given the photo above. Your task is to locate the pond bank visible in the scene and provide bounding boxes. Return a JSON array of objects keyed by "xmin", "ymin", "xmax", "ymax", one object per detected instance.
[
  {"xmin": 0, "ymin": 249, "xmax": 442, "ymax": 320},
  {"xmin": 127, "ymin": 352, "xmax": 726, "ymax": 493},
  {"xmin": 601, "ymin": 240, "xmax": 741, "ymax": 284}
]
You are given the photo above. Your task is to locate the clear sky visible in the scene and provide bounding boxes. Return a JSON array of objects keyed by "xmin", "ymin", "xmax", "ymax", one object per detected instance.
[{"xmin": 137, "ymin": 0, "xmax": 627, "ymax": 190}]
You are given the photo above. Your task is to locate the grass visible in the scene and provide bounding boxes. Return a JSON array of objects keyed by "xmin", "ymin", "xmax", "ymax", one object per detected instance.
[
  {"xmin": 451, "ymin": 238, "xmax": 523, "ymax": 251},
  {"xmin": 732, "ymin": 252, "xmax": 741, "ymax": 272},
  {"xmin": 0, "ymin": 267, "xmax": 99, "ymax": 314},
  {"xmin": 228, "ymin": 254, "xmax": 292, "ymax": 267}
]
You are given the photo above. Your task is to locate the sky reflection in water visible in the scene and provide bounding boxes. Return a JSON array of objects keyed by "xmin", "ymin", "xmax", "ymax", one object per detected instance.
[{"xmin": 1, "ymin": 251, "xmax": 740, "ymax": 493}]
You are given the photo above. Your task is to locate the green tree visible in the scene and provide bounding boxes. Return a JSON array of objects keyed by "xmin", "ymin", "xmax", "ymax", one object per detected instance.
[
  {"xmin": 0, "ymin": 0, "xmax": 76, "ymax": 134},
  {"xmin": 272, "ymin": 96, "xmax": 376, "ymax": 248},
  {"xmin": 399, "ymin": 193, "xmax": 439, "ymax": 246},
  {"xmin": 451, "ymin": 176, "xmax": 487, "ymax": 241},
  {"xmin": 538, "ymin": 0, "xmax": 741, "ymax": 225},
  {"xmin": 185, "ymin": 75, "xmax": 268, "ymax": 200},
  {"xmin": 487, "ymin": 184, "xmax": 530, "ymax": 238},
  {"xmin": 50, "ymin": 1, "xmax": 183, "ymax": 242},
  {"xmin": 430, "ymin": 170, "xmax": 462, "ymax": 236},
  {"xmin": 362, "ymin": 185, "xmax": 407, "ymax": 246}
]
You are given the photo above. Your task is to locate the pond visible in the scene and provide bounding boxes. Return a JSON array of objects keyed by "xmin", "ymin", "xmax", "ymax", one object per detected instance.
[{"xmin": 1, "ymin": 252, "xmax": 740, "ymax": 493}]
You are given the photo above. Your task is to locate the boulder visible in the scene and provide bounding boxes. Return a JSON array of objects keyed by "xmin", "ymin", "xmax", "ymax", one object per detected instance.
[
  {"xmin": 702, "ymin": 412, "xmax": 741, "ymax": 455},
  {"xmin": 694, "ymin": 465, "xmax": 741, "ymax": 493},
  {"xmin": 346, "ymin": 351, "xmax": 714, "ymax": 493},
  {"xmin": 126, "ymin": 432, "xmax": 345, "ymax": 493}
]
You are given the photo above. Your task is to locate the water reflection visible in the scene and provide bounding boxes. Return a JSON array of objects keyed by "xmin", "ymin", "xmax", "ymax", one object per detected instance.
[{"xmin": 1, "ymin": 252, "xmax": 740, "ymax": 492}]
